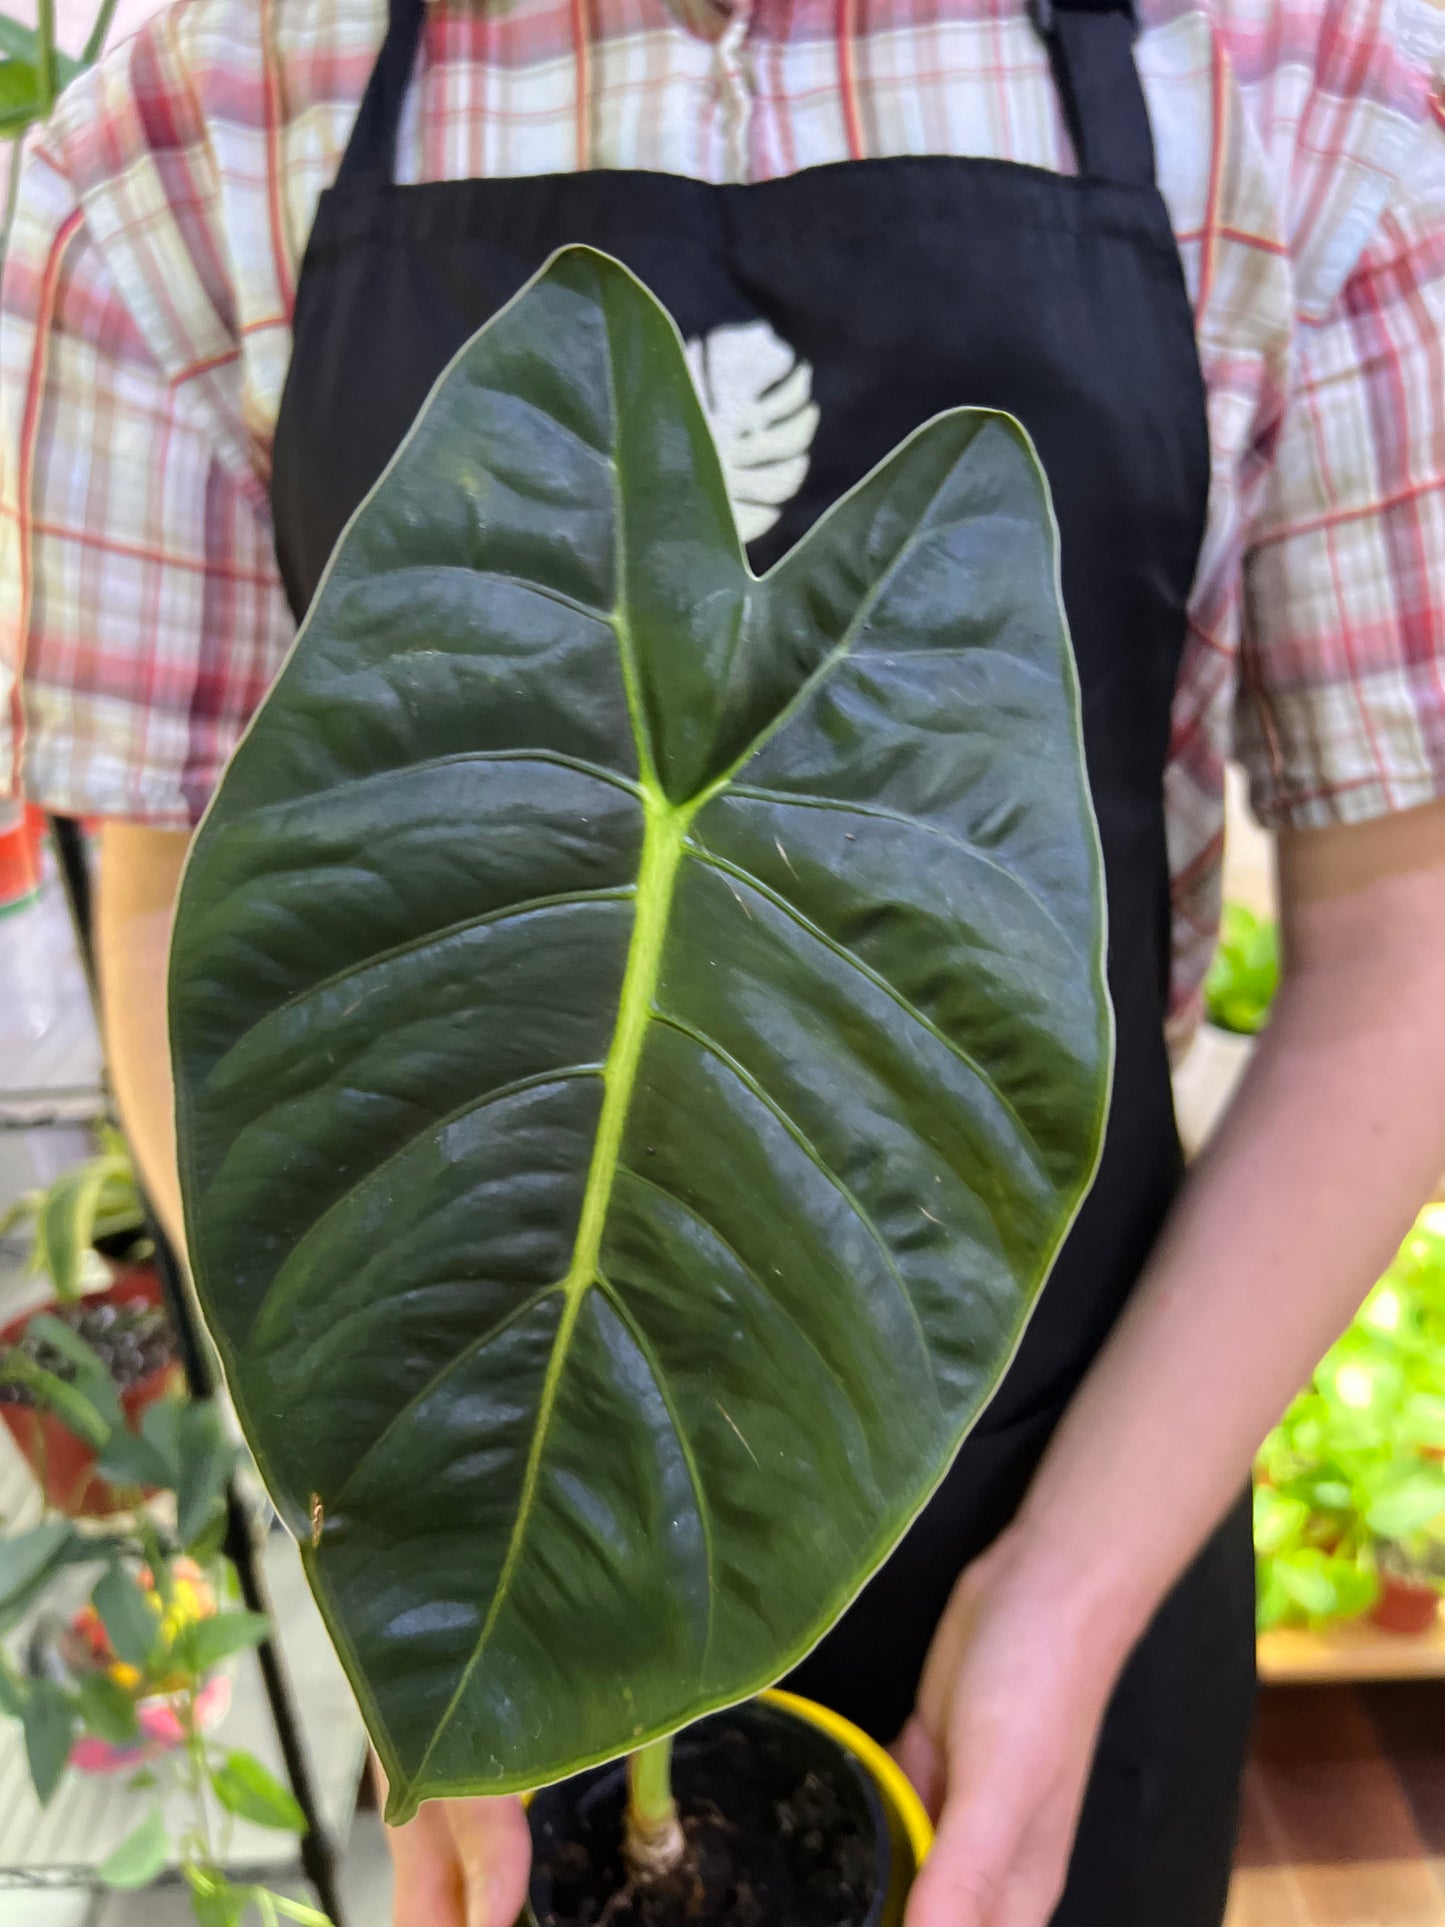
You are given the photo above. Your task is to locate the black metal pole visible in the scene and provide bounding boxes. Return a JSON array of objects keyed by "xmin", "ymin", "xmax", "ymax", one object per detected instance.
[
  {"xmin": 45, "ymin": 815, "xmax": 346, "ymax": 1925},
  {"xmin": 228, "ymin": 1487, "xmax": 347, "ymax": 1924},
  {"xmin": 47, "ymin": 814, "xmax": 98, "ymax": 1010}
]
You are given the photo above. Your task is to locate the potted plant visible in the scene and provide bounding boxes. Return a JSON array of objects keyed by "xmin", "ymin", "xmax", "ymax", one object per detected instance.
[
  {"xmin": 1, "ymin": 1126, "xmax": 182, "ymax": 1513},
  {"xmin": 0, "ymin": 1324, "xmax": 328, "ymax": 1926},
  {"xmin": 168, "ymin": 248, "xmax": 1113, "ymax": 1922},
  {"xmin": 1255, "ymin": 1205, "xmax": 1445, "ymax": 1636}
]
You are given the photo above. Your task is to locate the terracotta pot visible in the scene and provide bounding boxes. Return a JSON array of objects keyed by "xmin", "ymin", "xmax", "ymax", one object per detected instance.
[
  {"xmin": 1367, "ymin": 1572, "xmax": 1441, "ymax": 1637},
  {"xmin": 0, "ymin": 1267, "xmax": 183, "ymax": 1516}
]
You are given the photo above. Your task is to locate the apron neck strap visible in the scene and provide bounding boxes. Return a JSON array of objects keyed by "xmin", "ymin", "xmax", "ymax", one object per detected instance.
[
  {"xmin": 338, "ymin": 0, "xmax": 425, "ymax": 184},
  {"xmin": 1030, "ymin": 0, "xmax": 1155, "ymax": 188},
  {"xmin": 338, "ymin": 0, "xmax": 1155, "ymax": 191}
]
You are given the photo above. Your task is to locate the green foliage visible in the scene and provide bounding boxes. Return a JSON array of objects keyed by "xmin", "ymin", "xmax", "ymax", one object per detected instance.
[
  {"xmin": 1254, "ymin": 1205, "xmax": 1445, "ymax": 1629},
  {"xmin": 0, "ymin": 1346, "xmax": 114, "ymax": 1447},
  {"xmin": 210, "ymin": 1750, "xmax": 307, "ymax": 1832},
  {"xmin": 170, "ymin": 247, "xmax": 1110, "ymax": 1812},
  {"xmin": 0, "ymin": 1246, "xmax": 312, "ymax": 1922},
  {"xmin": 0, "ymin": 1124, "xmax": 149, "ymax": 1300},
  {"xmin": 99, "ymin": 1808, "xmax": 169, "ymax": 1888},
  {"xmin": 0, "ymin": 57, "xmax": 40, "ymax": 134},
  {"xmin": 93, "ymin": 1563, "xmax": 161, "ymax": 1669},
  {"xmin": 71, "ymin": 1669, "xmax": 142, "ymax": 1745},
  {"xmin": 0, "ymin": 1406, "xmax": 323, "ymax": 1922},
  {"xmin": 21, "ymin": 1676, "xmax": 75, "ymax": 1803},
  {"xmin": 170, "ymin": 1608, "xmax": 270, "ymax": 1675},
  {"xmin": 1203, "ymin": 903, "xmax": 1279, "ymax": 1036},
  {"xmin": 0, "ymin": 1519, "xmax": 92, "ymax": 1629},
  {"xmin": 26, "ymin": 1310, "xmax": 128, "ymax": 1427},
  {"xmin": 185, "ymin": 1866, "xmax": 252, "ymax": 1927},
  {"xmin": 95, "ymin": 1395, "xmax": 239, "ymax": 1549}
]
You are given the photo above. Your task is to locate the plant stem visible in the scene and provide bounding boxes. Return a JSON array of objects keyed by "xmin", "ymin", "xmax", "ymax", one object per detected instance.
[
  {"xmin": 34, "ymin": 0, "xmax": 57, "ymax": 113},
  {"xmin": 81, "ymin": 0, "xmax": 120, "ymax": 65},
  {"xmin": 182, "ymin": 1688, "xmax": 216, "ymax": 1866},
  {"xmin": 2, "ymin": 137, "xmax": 23, "ymax": 263},
  {"xmin": 624, "ymin": 1738, "xmax": 685, "ymax": 1881}
]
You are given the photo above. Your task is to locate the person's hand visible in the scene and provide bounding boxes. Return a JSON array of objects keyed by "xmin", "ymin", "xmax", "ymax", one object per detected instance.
[
  {"xmin": 894, "ymin": 1527, "xmax": 1134, "ymax": 1927},
  {"xmin": 374, "ymin": 1756, "xmax": 532, "ymax": 1927}
]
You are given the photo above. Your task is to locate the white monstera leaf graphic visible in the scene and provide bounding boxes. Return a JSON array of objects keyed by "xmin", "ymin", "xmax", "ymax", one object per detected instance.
[{"xmin": 685, "ymin": 318, "xmax": 820, "ymax": 544}]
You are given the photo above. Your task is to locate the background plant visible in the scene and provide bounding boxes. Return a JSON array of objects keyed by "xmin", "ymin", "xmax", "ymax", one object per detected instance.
[
  {"xmin": 1204, "ymin": 902, "xmax": 1279, "ymax": 1036},
  {"xmin": 0, "ymin": 1318, "xmax": 329, "ymax": 1926},
  {"xmin": 1255, "ymin": 1205, "xmax": 1445, "ymax": 1629},
  {"xmin": 1, "ymin": 1122, "xmax": 152, "ymax": 1301},
  {"xmin": 1, "ymin": 0, "xmax": 118, "ymax": 252}
]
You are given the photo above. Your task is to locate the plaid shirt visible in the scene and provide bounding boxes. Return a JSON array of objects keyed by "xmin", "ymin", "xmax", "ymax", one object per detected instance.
[{"xmin": 2, "ymin": 0, "xmax": 1443, "ymax": 1038}]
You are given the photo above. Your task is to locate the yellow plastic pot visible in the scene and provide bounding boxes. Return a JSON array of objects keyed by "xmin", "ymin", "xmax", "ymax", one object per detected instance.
[{"xmin": 525, "ymin": 1690, "xmax": 933, "ymax": 1927}]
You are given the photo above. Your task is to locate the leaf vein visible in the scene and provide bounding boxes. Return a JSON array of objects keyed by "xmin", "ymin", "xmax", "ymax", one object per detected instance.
[
  {"xmin": 690, "ymin": 847, "xmax": 1043, "ymax": 1168},
  {"xmin": 593, "ymin": 1273, "xmax": 717, "ymax": 1677},
  {"xmin": 721, "ymin": 787, "xmax": 1075, "ymax": 952},
  {"xmin": 246, "ymin": 1066, "xmax": 603, "ymax": 1349},
  {"xmin": 330, "ymin": 1282, "xmax": 568, "ymax": 1511},
  {"xmin": 616, "ymin": 1164, "xmax": 896, "ymax": 1429},
  {"xmin": 259, "ymin": 887, "xmax": 634, "ymax": 1025},
  {"xmin": 408, "ymin": 1285, "xmax": 586, "ymax": 1796},
  {"xmin": 650, "ymin": 1012, "xmax": 934, "ymax": 1388}
]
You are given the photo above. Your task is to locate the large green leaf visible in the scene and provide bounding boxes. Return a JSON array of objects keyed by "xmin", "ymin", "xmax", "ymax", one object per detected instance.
[{"xmin": 170, "ymin": 247, "xmax": 1110, "ymax": 1815}]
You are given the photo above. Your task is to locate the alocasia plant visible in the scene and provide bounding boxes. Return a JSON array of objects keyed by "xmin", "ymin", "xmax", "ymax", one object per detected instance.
[{"xmin": 169, "ymin": 247, "xmax": 1111, "ymax": 1818}]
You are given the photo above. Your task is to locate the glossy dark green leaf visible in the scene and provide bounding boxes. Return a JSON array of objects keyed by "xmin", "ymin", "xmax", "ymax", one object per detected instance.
[{"xmin": 171, "ymin": 247, "xmax": 1110, "ymax": 1814}]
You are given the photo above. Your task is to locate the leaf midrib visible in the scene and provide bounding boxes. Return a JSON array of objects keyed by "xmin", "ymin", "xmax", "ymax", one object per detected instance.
[{"xmin": 399, "ymin": 354, "xmax": 974, "ymax": 1796}]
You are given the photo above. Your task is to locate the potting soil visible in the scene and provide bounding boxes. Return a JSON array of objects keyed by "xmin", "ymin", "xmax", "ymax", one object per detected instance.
[{"xmin": 529, "ymin": 1705, "xmax": 884, "ymax": 1927}]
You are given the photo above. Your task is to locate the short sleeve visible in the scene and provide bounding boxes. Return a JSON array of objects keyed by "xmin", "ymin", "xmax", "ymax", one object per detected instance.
[
  {"xmin": 0, "ymin": 139, "xmax": 293, "ymax": 825},
  {"xmin": 1235, "ymin": 124, "xmax": 1445, "ymax": 831}
]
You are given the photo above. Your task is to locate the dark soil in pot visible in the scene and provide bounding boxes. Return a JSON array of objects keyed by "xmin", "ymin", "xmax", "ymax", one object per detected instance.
[
  {"xmin": 528, "ymin": 1699, "xmax": 889, "ymax": 1927},
  {"xmin": 0, "ymin": 1287, "xmax": 174, "ymax": 1404},
  {"xmin": 0, "ymin": 1268, "xmax": 181, "ymax": 1514}
]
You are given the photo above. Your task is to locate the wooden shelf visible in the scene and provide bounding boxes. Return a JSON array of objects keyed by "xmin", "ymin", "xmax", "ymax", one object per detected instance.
[{"xmin": 1258, "ymin": 1607, "xmax": 1445, "ymax": 1684}]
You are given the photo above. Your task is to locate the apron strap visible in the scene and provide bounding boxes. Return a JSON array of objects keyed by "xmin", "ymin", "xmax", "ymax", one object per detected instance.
[
  {"xmin": 340, "ymin": 0, "xmax": 1154, "ymax": 191},
  {"xmin": 1029, "ymin": 0, "xmax": 1155, "ymax": 188},
  {"xmin": 337, "ymin": 0, "xmax": 426, "ymax": 184}
]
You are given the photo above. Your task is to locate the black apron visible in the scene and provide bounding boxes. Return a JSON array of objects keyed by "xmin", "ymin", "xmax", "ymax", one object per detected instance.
[{"xmin": 271, "ymin": 2, "xmax": 1256, "ymax": 1917}]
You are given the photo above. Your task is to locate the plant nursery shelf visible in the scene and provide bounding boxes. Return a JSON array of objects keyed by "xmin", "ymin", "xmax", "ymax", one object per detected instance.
[{"xmin": 1258, "ymin": 1611, "xmax": 1445, "ymax": 1685}]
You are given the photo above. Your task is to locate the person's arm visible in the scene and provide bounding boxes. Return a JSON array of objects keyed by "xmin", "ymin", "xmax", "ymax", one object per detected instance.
[
  {"xmin": 96, "ymin": 824, "xmax": 191, "ymax": 1251},
  {"xmin": 899, "ymin": 798, "xmax": 1445, "ymax": 1927}
]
